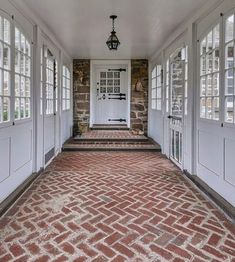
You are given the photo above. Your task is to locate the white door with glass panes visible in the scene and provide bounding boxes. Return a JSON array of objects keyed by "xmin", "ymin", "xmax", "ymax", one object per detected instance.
[
  {"xmin": 94, "ymin": 66, "xmax": 128, "ymax": 125},
  {"xmin": 0, "ymin": 11, "xmax": 34, "ymax": 201},
  {"xmin": 42, "ymin": 46, "xmax": 57, "ymax": 165},
  {"xmin": 168, "ymin": 47, "xmax": 187, "ymax": 167},
  {"xmin": 197, "ymin": 9, "xmax": 235, "ymax": 206}
]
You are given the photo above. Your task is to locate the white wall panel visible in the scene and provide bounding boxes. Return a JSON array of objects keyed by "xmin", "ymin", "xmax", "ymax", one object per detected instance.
[
  {"xmin": 0, "ymin": 137, "xmax": 10, "ymax": 183},
  {"xmin": 225, "ymin": 138, "xmax": 235, "ymax": 186},
  {"xmin": 198, "ymin": 130, "xmax": 223, "ymax": 177}
]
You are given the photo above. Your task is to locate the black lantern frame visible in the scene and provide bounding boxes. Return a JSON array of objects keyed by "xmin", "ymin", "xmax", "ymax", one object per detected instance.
[{"xmin": 106, "ymin": 15, "xmax": 120, "ymax": 50}]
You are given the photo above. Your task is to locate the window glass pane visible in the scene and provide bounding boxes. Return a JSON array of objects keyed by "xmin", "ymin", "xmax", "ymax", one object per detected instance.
[
  {"xmin": 207, "ymin": 31, "xmax": 213, "ymax": 53},
  {"xmin": 212, "ymin": 97, "xmax": 219, "ymax": 120},
  {"xmin": 213, "ymin": 49, "xmax": 219, "ymax": 72},
  {"xmin": 213, "ymin": 73, "xmax": 219, "ymax": 96},
  {"xmin": 15, "ymin": 50, "xmax": 20, "ymax": 73},
  {"xmin": 3, "ymin": 44, "xmax": 10, "ymax": 69},
  {"xmin": 3, "ymin": 19, "xmax": 10, "ymax": 44},
  {"xmin": 200, "ymin": 37, "xmax": 206, "ymax": 55},
  {"xmin": 200, "ymin": 55, "xmax": 206, "ymax": 75},
  {"xmin": 200, "ymin": 76, "xmax": 206, "ymax": 96},
  {"xmin": 3, "ymin": 71, "xmax": 10, "ymax": 96},
  {"xmin": 15, "ymin": 28, "xmax": 20, "ymax": 50},
  {"xmin": 0, "ymin": 17, "xmax": 2, "ymax": 41},
  {"xmin": 225, "ymin": 42, "xmax": 234, "ymax": 69},
  {"xmin": 225, "ymin": 15, "xmax": 234, "ymax": 43},
  {"xmin": 225, "ymin": 96, "xmax": 234, "ymax": 123},
  {"xmin": 206, "ymin": 98, "xmax": 212, "ymax": 119},
  {"xmin": 213, "ymin": 24, "xmax": 220, "ymax": 48},
  {"xmin": 3, "ymin": 97, "xmax": 9, "ymax": 121},
  {"xmin": 206, "ymin": 75, "xmax": 212, "ymax": 96},
  {"xmin": 225, "ymin": 69, "xmax": 234, "ymax": 95},
  {"xmin": 15, "ymin": 74, "xmax": 20, "ymax": 96},
  {"xmin": 14, "ymin": 97, "xmax": 20, "ymax": 119}
]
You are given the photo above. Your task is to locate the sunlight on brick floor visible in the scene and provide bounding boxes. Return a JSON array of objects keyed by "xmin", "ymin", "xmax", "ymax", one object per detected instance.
[{"xmin": 0, "ymin": 152, "xmax": 234, "ymax": 262}]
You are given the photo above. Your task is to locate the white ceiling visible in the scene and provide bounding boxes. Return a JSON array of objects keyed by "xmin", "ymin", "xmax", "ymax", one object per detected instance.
[{"xmin": 18, "ymin": 0, "xmax": 214, "ymax": 59}]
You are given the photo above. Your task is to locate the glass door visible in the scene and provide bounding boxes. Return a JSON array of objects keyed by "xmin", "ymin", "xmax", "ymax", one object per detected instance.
[{"xmin": 169, "ymin": 48, "xmax": 186, "ymax": 167}]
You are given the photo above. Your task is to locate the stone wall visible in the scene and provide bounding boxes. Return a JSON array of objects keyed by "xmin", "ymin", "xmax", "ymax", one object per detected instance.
[
  {"xmin": 131, "ymin": 60, "xmax": 148, "ymax": 134},
  {"xmin": 73, "ymin": 59, "xmax": 149, "ymax": 135},
  {"xmin": 73, "ymin": 59, "xmax": 90, "ymax": 135}
]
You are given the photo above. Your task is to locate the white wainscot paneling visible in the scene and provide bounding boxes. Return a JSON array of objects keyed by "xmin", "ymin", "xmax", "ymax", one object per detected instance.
[
  {"xmin": 225, "ymin": 138, "xmax": 235, "ymax": 186},
  {"xmin": 0, "ymin": 137, "xmax": 10, "ymax": 183},
  {"xmin": 12, "ymin": 129, "xmax": 32, "ymax": 172},
  {"xmin": 44, "ymin": 117, "xmax": 55, "ymax": 152},
  {"xmin": 198, "ymin": 130, "xmax": 223, "ymax": 176}
]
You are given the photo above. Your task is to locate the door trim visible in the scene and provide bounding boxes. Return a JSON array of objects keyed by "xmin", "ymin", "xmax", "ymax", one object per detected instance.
[{"xmin": 90, "ymin": 60, "xmax": 131, "ymax": 128}]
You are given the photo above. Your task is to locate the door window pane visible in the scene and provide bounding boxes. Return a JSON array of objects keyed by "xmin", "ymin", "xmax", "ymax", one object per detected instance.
[
  {"xmin": 14, "ymin": 27, "xmax": 31, "ymax": 120},
  {"xmin": 199, "ymin": 24, "xmax": 220, "ymax": 120},
  {"xmin": 0, "ymin": 16, "xmax": 11, "ymax": 124}
]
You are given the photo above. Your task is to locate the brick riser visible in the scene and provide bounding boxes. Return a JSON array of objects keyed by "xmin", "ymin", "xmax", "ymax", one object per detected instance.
[{"xmin": 63, "ymin": 138, "xmax": 161, "ymax": 152}]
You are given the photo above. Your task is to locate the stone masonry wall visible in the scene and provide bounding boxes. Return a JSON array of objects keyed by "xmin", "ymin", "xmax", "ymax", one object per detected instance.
[
  {"xmin": 73, "ymin": 59, "xmax": 90, "ymax": 135},
  {"xmin": 131, "ymin": 60, "xmax": 148, "ymax": 134},
  {"xmin": 73, "ymin": 59, "xmax": 148, "ymax": 135}
]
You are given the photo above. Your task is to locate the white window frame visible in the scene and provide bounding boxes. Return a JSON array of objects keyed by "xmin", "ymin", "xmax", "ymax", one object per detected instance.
[
  {"xmin": 14, "ymin": 26, "xmax": 32, "ymax": 121},
  {"xmin": 0, "ymin": 14, "xmax": 11, "ymax": 126},
  {"xmin": 199, "ymin": 22, "xmax": 220, "ymax": 121},
  {"xmin": 62, "ymin": 65, "xmax": 71, "ymax": 111},
  {"xmin": 224, "ymin": 10, "xmax": 235, "ymax": 124},
  {"xmin": 151, "ymin": 65, "xmax": 162, "ymax": 110}
]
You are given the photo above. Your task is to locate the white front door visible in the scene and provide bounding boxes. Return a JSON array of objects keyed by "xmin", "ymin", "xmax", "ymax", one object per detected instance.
[
  {"xmin": 94, "ymin": 66, "xmax": 128, "ymax": 125},
  {"xmin": 169, "ymin": 48, "xmax": 186, "ymax": 167},
  {"xmin": 196, "ymin": 7, "xmax": 235, "ymax": 206}
]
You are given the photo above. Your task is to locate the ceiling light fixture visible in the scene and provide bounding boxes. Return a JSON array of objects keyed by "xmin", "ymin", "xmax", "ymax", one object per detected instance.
[{"xmin": 106, "ymin": 15, "xmax": 120, "ymax": 51}]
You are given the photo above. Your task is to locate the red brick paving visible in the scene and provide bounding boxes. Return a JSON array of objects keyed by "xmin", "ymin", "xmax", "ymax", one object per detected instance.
[
  {"xmin": 75, "ymin": 130, "xmax": 144, "ymax": 139},
  {"xmin": 0, "ymin": 152, "xmax": 235, "ymax": 261}
]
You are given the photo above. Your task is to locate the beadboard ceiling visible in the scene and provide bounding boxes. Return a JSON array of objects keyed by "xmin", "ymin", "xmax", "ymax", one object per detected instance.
[{"xmin": 15, "ymin": 0, "xmax": 218, "ymax": 59}]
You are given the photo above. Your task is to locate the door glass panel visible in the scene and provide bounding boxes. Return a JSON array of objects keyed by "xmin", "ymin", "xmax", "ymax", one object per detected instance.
[
  {"xmin": 225, "ymin": 14, "xmax": 235, "ymax": 124},
  {"xmin": 200, "ymin": 23, "xmax": 220, "ymax": 121},
  {"xmin": 169, "ymin": 49, "xmax": 185, "ymax": 165}
]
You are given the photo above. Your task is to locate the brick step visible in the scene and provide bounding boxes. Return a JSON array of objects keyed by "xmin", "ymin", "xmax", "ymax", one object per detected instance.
[
  {"xmin": 73, "ymin": 138, "xmax": 149, "ymax": 143},
  {"xmin": 74, "ymin": 137, "xmax": 148, "ymax": 142},
  {"xmin": 91, "ymin": 124, "xmax": 129, "ymax": 131},
  {"xmin": 62, "ymin": 143, "xmax": 161, "ymax": 152}
]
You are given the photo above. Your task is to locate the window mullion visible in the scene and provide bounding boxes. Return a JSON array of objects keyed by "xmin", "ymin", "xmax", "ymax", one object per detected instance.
[
  {"xmin": 10, "ymin": 16, "xmax": 14, "ymax": 124},
  {"xmin": 220, "ymin": 14, "xmax": 226, "ymax": 124}
]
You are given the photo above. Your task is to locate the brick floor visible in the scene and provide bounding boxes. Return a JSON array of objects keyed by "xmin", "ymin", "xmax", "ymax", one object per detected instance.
[{"xmin": 0, "ymin": 152, "xmax": 235, "ymax": 262}]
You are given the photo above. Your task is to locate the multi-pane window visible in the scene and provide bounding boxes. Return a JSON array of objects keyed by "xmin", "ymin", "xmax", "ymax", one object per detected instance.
[
  {"xmin": 225, "ymin": 14, "xmax": 235, "ymax": 123},
  {"xmin": 40, "ymin": 48, "xmax": 43, "ymax": 115},
  {"xmin": 55, "ymin": 60, "xmax": 58, "ymax": 112},
  {"xmin": 165, "ymin": 59, "xmax": 170, "ymax": 112},
  {"xmin": 45, "ymin": 54, "xmax": 54, "ymax": 115},
  {"xmin": 62, "ymin": 65, "xmax": 71, "ymax": 111},
  {"xmin": 151, "ymin": 65, "xmax": 162, "ymax": 110},
  {"xmin": 14, "ymin": 27, "xmax": 31, "ymax": 120},
  {"xmin": 200, "ymin": 24, "xmax": 220, "ymax": 120},
  {"xmin": 100, "ymin": 71, "xmax": 120, "ymax": 94},
  {"xmin": 0, "ymin": 17, "xmax": 11, "ymax": 123},
  {"xmin": 182, "ymin": 46, "xmax": 188, "ymax": 115}
]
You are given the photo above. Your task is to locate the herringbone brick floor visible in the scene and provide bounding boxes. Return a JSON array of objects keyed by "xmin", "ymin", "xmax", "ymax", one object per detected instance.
[{"xmin": 0, "ymin": 152, "xmax": 234, "ymax": 262}]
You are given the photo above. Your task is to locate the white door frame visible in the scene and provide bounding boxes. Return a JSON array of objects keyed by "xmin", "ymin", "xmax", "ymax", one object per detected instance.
[{"xmin": 90, "ymin": 60, "xmax": 131, "ymax": 128}]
